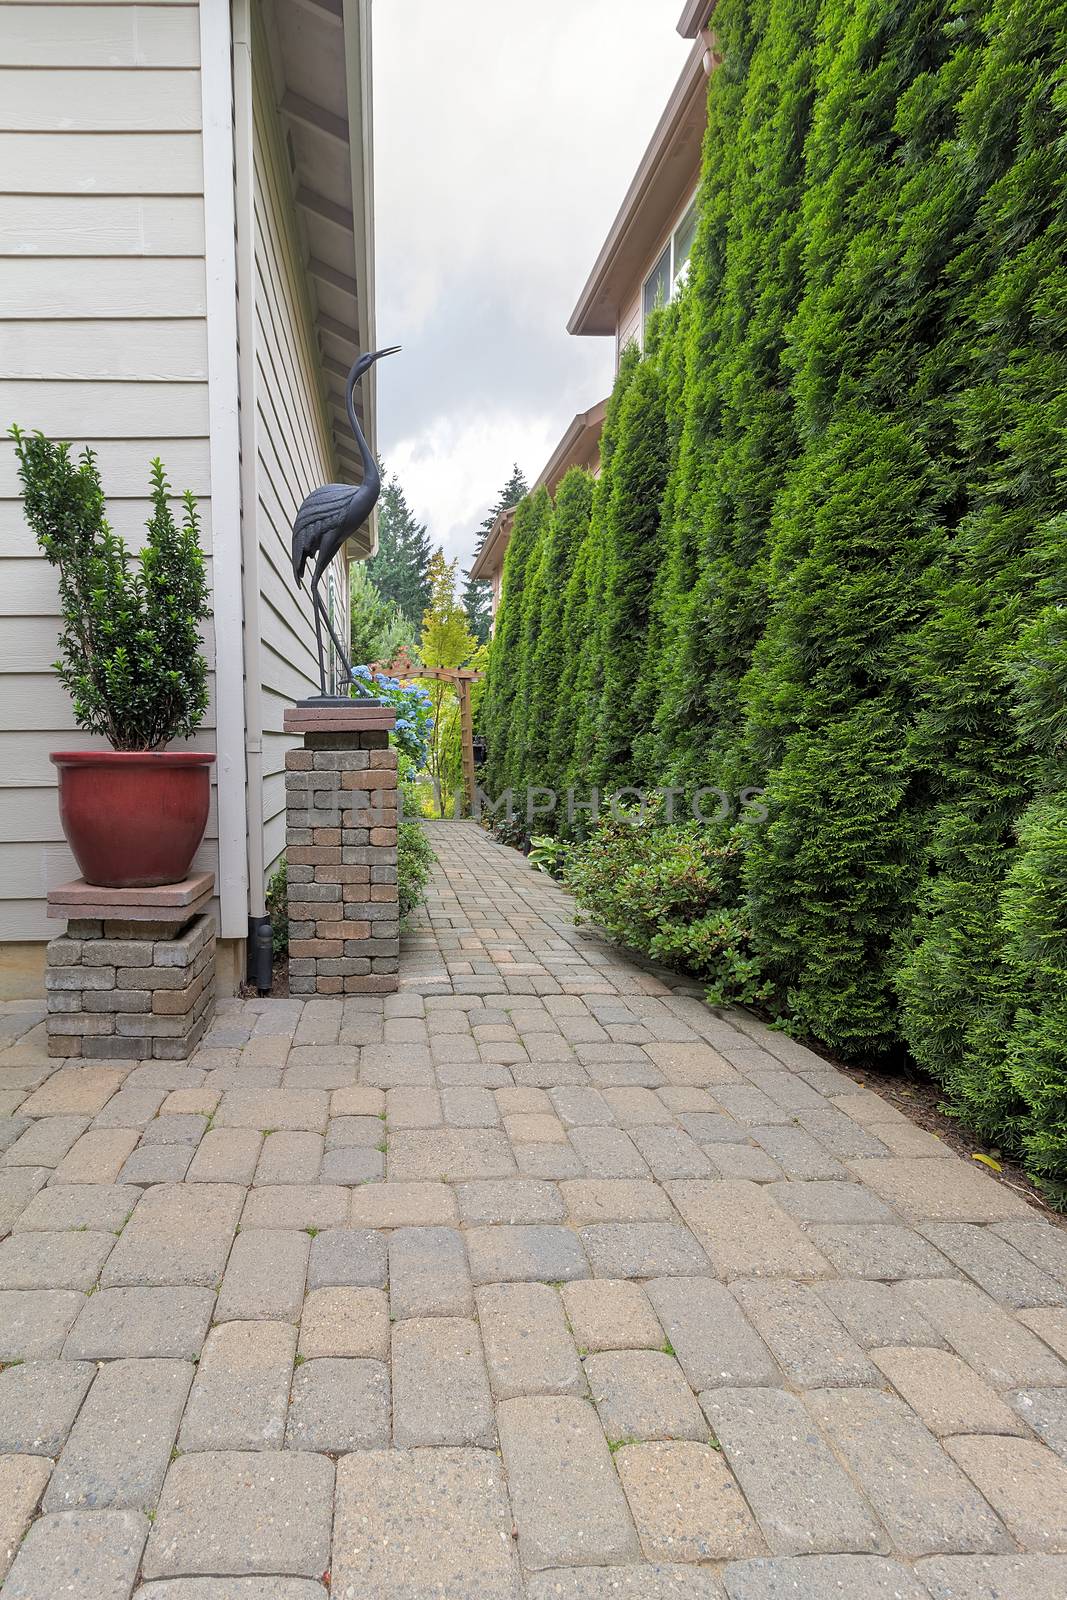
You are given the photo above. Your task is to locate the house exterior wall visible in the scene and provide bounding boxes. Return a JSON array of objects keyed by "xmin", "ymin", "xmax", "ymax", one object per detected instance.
[
  {"xmin": 0, "ymin": 0, "xmax": 215, "ymax": 948},
  {"xmin": 614, "ymin": 185, "xmax": 698, "ymax": 366},
  {"xmin": 250, "ymin": 17, "xmax": 349, "ymax": 882}
]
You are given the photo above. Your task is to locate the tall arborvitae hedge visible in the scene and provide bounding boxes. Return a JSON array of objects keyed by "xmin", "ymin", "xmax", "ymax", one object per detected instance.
[
  {"xmin": 482, "ymin": 487, "xmax": 551, "ymax": 802},
  {"xmin": 479, "ymin": 0, "xmax": 1067, "ymax": 1194},
  {"xmin": 530, "ymin": 468, "xmax": 594, "ymax": 791}
]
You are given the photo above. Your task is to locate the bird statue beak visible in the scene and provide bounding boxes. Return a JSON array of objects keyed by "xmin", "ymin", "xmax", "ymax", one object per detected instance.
[{"xmin": 372, "ymin": 345, "xmax": 402, "ymax": 360}]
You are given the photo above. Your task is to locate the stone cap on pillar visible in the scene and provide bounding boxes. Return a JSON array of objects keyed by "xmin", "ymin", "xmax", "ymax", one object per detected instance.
[
  {"xmin": 47, "ymin": 870, "xmax": 215, "ymax": 922},
  {"xmin": 284, "ymin": 702, "xmax": 398, "ymax": 735}
]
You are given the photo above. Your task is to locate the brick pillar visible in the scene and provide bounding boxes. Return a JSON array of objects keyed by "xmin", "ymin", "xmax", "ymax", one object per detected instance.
[
  {"xmin": 44, "ymin": 872, "xmax": 217, "ymax": 1060},
  {"xmin": 283, "ymin": 702, "xmax": 399, "ymax": 996}
]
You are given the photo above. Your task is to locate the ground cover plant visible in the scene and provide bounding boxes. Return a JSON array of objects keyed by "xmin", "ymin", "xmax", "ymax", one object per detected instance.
[{"xmin": 479, "ymin": 0, "xmax": 1067, "ymax": 1198}]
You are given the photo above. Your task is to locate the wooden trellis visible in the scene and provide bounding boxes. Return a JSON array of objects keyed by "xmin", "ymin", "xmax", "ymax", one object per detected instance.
[{"xmin": 368, "ymin": 646, "xmax": 484, "ymax": 813}]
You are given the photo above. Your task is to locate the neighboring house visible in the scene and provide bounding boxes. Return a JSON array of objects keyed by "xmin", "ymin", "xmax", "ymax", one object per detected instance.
[
  {"xmin": 472, "ymin": 398, "xmax": 608, "ymax": 618},
  {"xmin": 0, "ymin": 0, "xmax": 377, "ymax": 997},
  {"xmin": 471, "ymin": 1, "xmax": 716, "ymax": 623}
]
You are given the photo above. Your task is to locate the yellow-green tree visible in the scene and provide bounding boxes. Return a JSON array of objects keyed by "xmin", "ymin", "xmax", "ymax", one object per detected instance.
[{"xmin": 419, "ymin": 549, "xmax": 480, "ymax": 816}]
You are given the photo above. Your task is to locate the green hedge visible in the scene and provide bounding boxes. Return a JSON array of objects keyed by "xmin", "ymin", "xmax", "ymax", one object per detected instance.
[{"xmin": 480, "ymin": 0, "xmax": 1067, "ymax": 1198}]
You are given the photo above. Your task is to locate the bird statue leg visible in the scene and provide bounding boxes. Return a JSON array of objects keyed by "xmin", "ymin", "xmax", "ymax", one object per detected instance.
[
  {"xmin": 310, "ymin": 574, "xmax": 328, "ymax": 696},
  {"xmin": 313, "ymin": 588, "xmax": 358, "ymax": 686}
]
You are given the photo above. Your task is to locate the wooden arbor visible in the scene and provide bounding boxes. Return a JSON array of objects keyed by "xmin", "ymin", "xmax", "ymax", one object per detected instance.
[{"xmin": 369, "ymin": 646, "xmax": 484, "ymax": 814}]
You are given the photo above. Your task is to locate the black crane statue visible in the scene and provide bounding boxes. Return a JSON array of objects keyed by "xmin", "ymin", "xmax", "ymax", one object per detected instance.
[{"xmin": 291, "ymin": 346, "xmax": 401, "ymax": 700}]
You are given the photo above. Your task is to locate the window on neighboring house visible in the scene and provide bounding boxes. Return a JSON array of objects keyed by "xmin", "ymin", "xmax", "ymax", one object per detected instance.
[
  {"xmin": 641, "ymin": 194, "xmax": 699, "ymax": 340},
  {"xmin": 642, "ymin": 244, "xmax": 671, "ymax": 326}
]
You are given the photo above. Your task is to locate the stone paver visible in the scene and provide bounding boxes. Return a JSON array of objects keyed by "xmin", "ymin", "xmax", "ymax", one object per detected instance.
[
  {"xmin": 64, "ymin": 1286, "xmax": 214, "ymax": 1359},
  {"xmin": 915, "ymin": 1554, "xmax": 1067, "ymax": 1599},
  {"xmin": 298, "ymin": 1286, "xmax": 388, "ymax": 1358},
  {"xmin": 3, "ymin": 1509, "xmax": 148, "ymax": 1599},
  {"xmin": 391, "ymin": 1316, "xmax": 496, "ymax": 1447},
  {"xmin": 144, "ymin": 1451, "xmax": 333, "ymax": 1579},
  {"xmin": 586, "ymin": 1349, "xmax": 707, "ymax": 1443},
  {"xmin": 3, "ymin": 820, "xmax": 1063, "ymax": 1589},
  {"xmin": 285, "ymin": 1356, "xmax": 390, "ymax": 1450},
  {"xmin": 389, "ymin": 1224, "xmax": 473, "ymax": 1317},
  {"xmin": 1012, "ymin": 1386, "xmax": 1067, "ymax": 1460},
  {"xmin": 466, "ymin": 1223, "xmax": 590, "ymax": 1283},
  {"xmin": 616, "ymin": 1439, "xmax": 763, "ymax": 1562},
  {"xmin": 563, "ymin": 1277, "xmax": 665, "ymax": 1353},
  {"xmin": 0, "ymin": 1288, "xmax": 84, "ymax": 1360},
  {"xmin": 0, "ymin": 1229, "xmax": 114, "ymax": 1292},
  {"xmin": 670, "ymin": 1180, "xmax": 832, "ymax": 1279},
  {"xmin": 872, "ymin": 1345, "xmax": 1027, "ymax": 1437},
  {"xmin": 647, "ymin": 1277, "xmax": 779, "ymax": 1388},
  {"xmin": 700, "ymin": 1387, "xmax": 886, "ymax": 1555},
  {"xmin": 45, "ymin": 1358, "xmax": 191, "ymax": 1511},
  {"xmin": 215, "ymin": 1228, "xmax": 309, "ymax": 1321},
  {"xmin": 731, "ymin": 1279, "xmax": 877, "ymax": 1388},
  {"xmin": 0, "ymin": 1359, "xmax": 95, "ymax": 1456},
  {"xmin": 944, "ymin": 1435, "xmax": 1067, "ymax": 1552},
  {"xmin": 0, "ymin": 1455, "xmax": 52, "ymax": 1580},
  {"xmin": 723, "ymin": 1556, "xmax": 928, "ymax": 1598},
  {"xmin": 478, "ymin": 1280, "xmax": 585, "ymax": 1396},
  {"xmin": 332, "ymin": 1449, "xmax": 522, "ymax": 1599},
  {"xmin": 808, "ymin": 1388, "xmax": 1011, "ymax": 1556},
  {"xmin": 497, "ymin": 1394, "xmax": 640, "ymax": 1569},
  {"xmin": 101, "ymin": 1182, "xmax": 241, "ymax": 1288},
  {"xmin": 178, "ymin": 1320, "xmax": 294, "ymax": 1450}
]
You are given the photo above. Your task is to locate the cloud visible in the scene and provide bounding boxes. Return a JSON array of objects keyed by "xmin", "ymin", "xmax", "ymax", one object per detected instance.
[{"xmin": 372, "ymin": 0, "xmax": 690, "ymax": 565}]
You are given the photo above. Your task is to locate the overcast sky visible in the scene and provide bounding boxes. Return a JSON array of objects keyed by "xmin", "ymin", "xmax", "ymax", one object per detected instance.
[{"xmin": 371, "ymin": 1, "xmax": 692, "ymax": 572}]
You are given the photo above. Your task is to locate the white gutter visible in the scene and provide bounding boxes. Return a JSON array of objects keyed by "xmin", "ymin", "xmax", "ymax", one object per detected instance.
[
  {"xmin": 232, "ymin": 0, "xmax": 266, "ymax": 920},
  {"xmin": 199, "ymin": 0, "xmax": 250, "ymax": 940},
  {"xmin": 343, "ymin": 0, "xmax": 379, "ymax": 559}
]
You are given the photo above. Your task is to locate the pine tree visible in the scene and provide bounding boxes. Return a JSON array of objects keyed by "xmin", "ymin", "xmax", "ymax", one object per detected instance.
[
  {"xmin": 594, "ymin": 346, "xmax": 669, "ymax": 791},
  {"xmin": 348, "ymin": 560, "xmax": 416, "ymax": 667},
  {"xmin": 656, "ymin": 0, "xmax": 818, "ymax": 793},
  {"xmin": 566, "ymin": 343, "xmax": 641, "ymax": 797},
  {"xmin": 528, "ymin": 469, "xmax": 594, "ymax": 793},
  {"xmin": 367, "ymin": 470, "xmax": 432, "ymax": 626},
  {"xmin": 894, "ymin": 0, "xmax": 1067, "ymax": 1144},
  {"xmin": 462, "ymin": 463, "xmax": 529, "ymax": 645},
  {"xmin": 481, "ymin": 486, "xmax": 551, "ymax": 804}
]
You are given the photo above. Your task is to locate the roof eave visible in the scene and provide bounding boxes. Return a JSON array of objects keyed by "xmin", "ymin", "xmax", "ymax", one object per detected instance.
[
  {"xmin": 568, "ymin": 36, "xmax": 709, "ymax": 338},
  {"xmin": 677, "ymin": 1, "xmax": 717, "ymax": 37},
  {"xmin": 532, "ymin": 397, "xmax": 609, "ymax": 494},
  {"xmin": 469, "ymin": 505, "xmax": 517, "ymax": 584}
]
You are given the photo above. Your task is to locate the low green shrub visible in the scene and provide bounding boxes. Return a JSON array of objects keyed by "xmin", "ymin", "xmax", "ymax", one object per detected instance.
[
  {"xmin": 564, "ymin": 809, "xmax": 768, "ymax": 1006},
  {"xmin": 265, "ymin": 859, "xmax": 288, "ymax": 958},
  {"xmin": 528, "ymin": 836, "xmax": 570, "ymax": 878},
  {"xmin": 398, "ymin": 820, "xmax": 435, "ymax": 917}
]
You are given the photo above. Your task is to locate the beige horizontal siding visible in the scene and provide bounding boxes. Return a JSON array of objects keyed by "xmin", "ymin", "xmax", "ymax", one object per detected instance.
[
  {"xmin": 3, "ymin": 321, "xmax": 209, "ymax": 381},
  {"xmin": 2, "ymin": 2, "xmax": 200, "ymax": 66},
  {"xmin": 5, "ymin": 257, "xmax": 206, "ymax": 318},
  {"xmin": 0, "ymin": 130, "xmax": 203, "ymax": 191},
  {"xmin": 0, "ymin": 68, "xmax": 201, "ymax": 130},
  {"xmin": 0, "ymin": 195, "xmax": 205, "ymax": 255},
  {"xmin": 0, "ymin": 0, "xmax": 213, "ymax": 944}
]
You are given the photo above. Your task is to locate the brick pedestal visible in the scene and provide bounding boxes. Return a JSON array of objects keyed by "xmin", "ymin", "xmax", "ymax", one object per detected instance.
[
  {"xmin": 44, "ymin": 873, "xmax": 216, "ymax": 1059},
  {"xmin": 283, "ymin": 701, "xmax": 400, "ymax": 996}
]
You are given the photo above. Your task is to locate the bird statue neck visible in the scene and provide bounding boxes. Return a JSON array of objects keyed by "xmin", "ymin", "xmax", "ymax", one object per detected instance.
[{"xmin": 346, "ymin": 366, "xmax": 379, "ymax": 504}]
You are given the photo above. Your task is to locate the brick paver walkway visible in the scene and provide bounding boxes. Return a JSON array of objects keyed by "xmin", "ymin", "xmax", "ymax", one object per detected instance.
[{"xmin": 2, "ymin": 820, "xmax": 1067, "ymax": 1597}]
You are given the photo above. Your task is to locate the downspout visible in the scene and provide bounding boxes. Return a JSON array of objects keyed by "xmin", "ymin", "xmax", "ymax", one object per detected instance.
[
  {"xmin": 232, "ymin": 0, "xmax": 271, "ymax": 990},
  {"xmin": 198, "ymin": 0, "xmax": 250, "ymax": 956}
]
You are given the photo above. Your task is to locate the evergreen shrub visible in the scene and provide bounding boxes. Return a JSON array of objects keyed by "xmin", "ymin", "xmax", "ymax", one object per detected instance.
[{"xmin": 478, "ymin": 0, "xmax": 1067, "ymax": 1196}]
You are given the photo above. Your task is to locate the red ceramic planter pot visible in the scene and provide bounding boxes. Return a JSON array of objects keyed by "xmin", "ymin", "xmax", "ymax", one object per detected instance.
[{"xmin": 50, "ymin": 751, "xmax": 215, "ymax": 889}]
